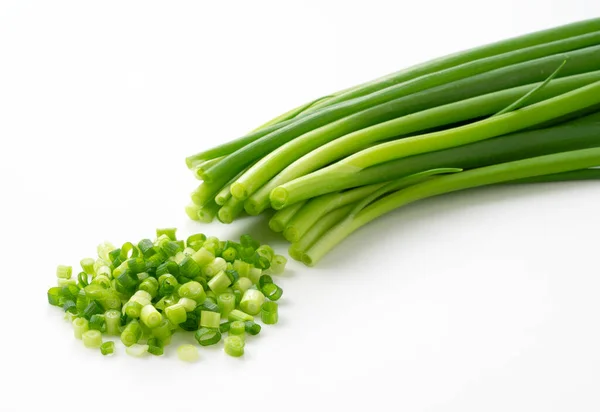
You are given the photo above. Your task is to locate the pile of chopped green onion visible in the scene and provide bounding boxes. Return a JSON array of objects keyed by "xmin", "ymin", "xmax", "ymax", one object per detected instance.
[
  {"xmin": 47, "ymin": 229, "xmax": 285, "ymax": 360},
  {"xmin": 185, "ymin": 17, "xmax": 600, "ymax": 266}
]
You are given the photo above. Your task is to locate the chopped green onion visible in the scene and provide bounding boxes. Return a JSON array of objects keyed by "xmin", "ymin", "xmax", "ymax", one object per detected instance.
[
  {"xmin": 269, "ymin": 255, "xmax": 287, "ymax": 274},
  {"xmin": 224, "ymin": 336, "xmax": 245, "ymax": 357},
  {"xmin": 126, "ymin": 343, "xmax": 149, "ymax": 357},
  {"xmin": 262, "ymin": 283, "xmax": 283, "ymax": 301},
  {"xmin": 179, "ymin": 256, "xmax": 201, "ymax": 278},
  {"xmin": 219, "ymin": 321, "xmax": 232, "ymax": 333},
  {"xmin": 229, "ymin": 320, "xmax": 246, "ymax": 336},
  {"xmin": 261, "ymin": 301, "xmax": 279, "ymax": 324},
  {"xmin": 156, "ymin": 228, "xmax": 177, "ymax": 241},
  {"xmin": 57, "ymin": 278, "xmax": 77, "ymax": 287},
  {"xmin": 228, "ymin": 309, "xmax": 254, "ymax": 322},
  {"xmin": 77, "ymin": 272, "xmax": 89, "ymax": 288},
  {"xmin": 56, "ymin": 265, "xmax": 72, "ymax": 279},
  {"xmin": 47, "ymin": 287, "xmax": 62, "ymax": 306},
  {"xmin": 89, "ymin": 314, "xmax": 106, "ymax": 331},
  {"xmin": 233, "ymin": 260, "xmax": 251, "ymax": 278},
  {"xmin": 80, "ymin": 258, "xmax": 95, "ymax": 275},
  {"xmin": 147, "ymin": 337, "xmax": 164, "ymax": 356},
  {"xmin": 195, "ymin": 327, "xmax": 222, "ymax": 346},
  {"xmin": 62, "ymin": 300, "xmax": 77, "ymax": 314},
  {"xmin": 73, "ymin": 317, "xmax": 89, "ymax": 339},
  {"xmin": 139, "ymin": 277, "xmax": 159, "ymax": 298},
  {"xmin": 178, "ymin": 281, "xmax": 206, "ymax": 303},
  {"xmin": 177, "ymin": 344, "xmax": 200, "ymax": 362},
  {"xmin": 165, "ymin": 303, "xmax": 187, "ymax": 325},
  {"xmin": 83, "ymin": 300, "xmax": 103, "ymax": 319},
  {"xmin": 207, "ymin": 270, "xmax": 231, "ymax": 294},
  {"xmin": 191, "ymin": 247, "xmax": 215, "ymax": 267},
  {"xmin": 248, "ymin": 267, "xmax": 262, "ymax": 285},
  {"xmin": 151, "ymin": 319, "xmax": 173, "ymax": 341},
  {"xmin": 100, "ymin": 341, "xmax": 115, "ymax": 355},
  {"xmin": 121, "ymin": 320, "xmax": 142, "ymax": 347},
  {"xmin": 199, "ymin": 298, "xmax": 220, "ymax": 313},
  {"xmin": 222, "ymin": 247, "xmax": 237, "ymax": 262},
  {"xmin": 104, "ymin": 309, "xmax": 121, "ymax": 336},
  {"xmin": 244, "ymin": 321, "xmax": 262, "ymax": 336},
  {"xmin": 232, "ymin": 277, "xmax": 253, "ymax": 294},
  {"xmin": 240, "ymin": 289, "xmax": 266, "ymax": 316},
  {"xmin": 178, "ymin": 297, "xmax": 198, "ymax": 312},
  {"xmin": 200, "ymin": 310, "xmax": 221, "ymax": 329},
  {"xmin": 140, "ymin": 305, "xmax": 162, "ymax": 328},
  {"xmin": 82, "ymin": 330, "xmax": 102, "ymax": 348},
  {"xmin": 217, "ymin": 293, "xmax": 236, "ymax": 318},
  {"xmin": 203, "ymin": 257, "xmax": 228, "ymax": 277}
]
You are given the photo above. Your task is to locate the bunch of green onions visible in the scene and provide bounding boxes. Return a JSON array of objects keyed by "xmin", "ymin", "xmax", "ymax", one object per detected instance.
[
  {"xmin": 186, "ymin": 18, "xmax": 600, "ymax": 266},
  {"xmin": 47, "ymin": 229, "xmax": 285, "ymax": 360}
]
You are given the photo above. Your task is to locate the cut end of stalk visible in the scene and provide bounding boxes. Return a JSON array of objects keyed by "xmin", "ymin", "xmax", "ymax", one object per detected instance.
[
  {"xmin": 301, "ymin": 253, "xmax": 315, "ymax": 267},
  {"xmin": 288, "ymin": 245, "xmax": 303, "ymax": 261},
  {"xmin": 270, "ymin": 187, "xmax": 289, "ymax": 210},
  {"xmin": 230, "ymin": 182, "xmax": 248, "ymax": 201},
  {"xmin": 185, "ymin": 204, "xmax": 201, "ymax": 221},
  {"xmin": 283, "ymin": 226, "xmax": 300, "ymax": 243},
  {"xmin": 244, "ymin": 199, "xmax": 262, "ymax": 216},
  {"xmin": 268, "ymin": 218, "xmax": 285, "ymax": 233},
  {"xmin": 217, "ymin": 207, "xmax": 234, "ymax": 224},
  {"xmin": 198, "ymin": 208, "xmax": 215, "ymax": 223},
  {"xmin": 215, "ymin": 194, "xmax": 228, "ymax": 206},
  {"xmin": 194, "ymin": 168, "xmax": 207, "ymax": 181}
]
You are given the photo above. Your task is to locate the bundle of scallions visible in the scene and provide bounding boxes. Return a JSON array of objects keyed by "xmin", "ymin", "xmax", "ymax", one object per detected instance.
[{"xmin": 185, "ymin": 17, "xmax": 600, "ymax": 266}]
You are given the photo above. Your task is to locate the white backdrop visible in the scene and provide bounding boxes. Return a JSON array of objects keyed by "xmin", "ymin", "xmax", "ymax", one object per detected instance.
[{"xmin": 1, "ymin": 1, "xmax": 600, "ymax": 411}]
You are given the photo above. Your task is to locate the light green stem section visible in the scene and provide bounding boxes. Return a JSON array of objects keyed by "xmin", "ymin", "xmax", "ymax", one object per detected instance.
[
  {"xmin": 303, "ymin": 147, "xmax": 600, "ymax": 265},
  {"xmin": 245, "ymin": 71, "xmax": 600, "ymax": 213},
  {"xmin": 275, "ymin": 80, "xmax": 600, "ymax": 208}
]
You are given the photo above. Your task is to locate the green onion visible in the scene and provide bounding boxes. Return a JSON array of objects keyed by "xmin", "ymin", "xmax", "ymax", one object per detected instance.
[
  {"xmin": 229, "ymin": 320, "xmax": 246, "ymax": 336},
  {"xmin": 82, "ymin": 330, "xmax": 103, "ymax": 348},
  {"xmin": 228, "ymin": 309, "xmax": 254, "ymax": 322},
  {"xmin": 120, "ymin": 320, "xmax": 143, "ymax": 347},
  {"xmin": 197, "ymin": 200, "xmax": 220, "ymax": 223},
  {"xmin": 126, "ymin": 343, "xmax": 149, "ymax": 357},
  {"xmin": 304, "ymin": 147, "xmax": 600, "ymax": 265},
  {"xmin": 195, "ymin": 327, "xmax": 222, "ymax": 346},
  {"xmin": 269, "ymin": 255, "xmax": 287, "ymax": 274},
  {"xmin": 203, "ymin": 257, "xmax": 228, "ymax": 277},
  {"xmin": 89, "ymin": 314, "xmax": 106, "ymax": 332},
  {"xmin": 80, "ymin": 258, "xmax": 95, "ymax": 275},
  {"xmin": 72, "ymin": 317, "xmax": 89, "ymax": 340},
  {"xmin": 240, "ymin": 289, "xmax": 265, "ymax": 316},
  {"xmin": 178, "ymin": 297, "xmax": 198, "ymax": 312},
  {"xmin": 177, "ymin": 344, "xmax": 200, "ymax": 362},
  {"xmin": 156, "ymin": 228, "xmax": 177, "ymax": 241},
  {"xmin": 261, "ymin": 301, "xmax": 279, "ymax": 325},
  {"xmin": 165, "ymin": 303, "xmax": 187, "ymax": 325},
  {"xmin": 104, "ymin": 309, "xmax": 121, "ymax": 336},
  {"xmin": 100, "ymin": 341, "xmax": 114, "ymax": 356},
  {"xmin": 48, "ymin": 230, "xmax": 286, "ymax": 359},
  {"xmin": 207, "ymin": 270, "xmax": 231, "ymax": 293},
  {"xmin": 219, "ymin": 37, "xmax": 600, "ymax": 200},
  {"xmin": 217, "ymin": 293, "xmax": 236, "ymax": 318},
  {"xmin": 244, "ymin": 321, "xmax": 262, "ymax": 336},
  {"xmin": 140, "ymin": 305, "xmax": 162, "ymax": 328},
  {"xmin": 151, "ymin": 319, "xmax": 173, "ymax": 341},
  {"xmin": 56, "ymin": 265, "xmax": 72, "ymax": 279},
  {"xmin": 273, "ymin": 80, "xmax": 600, "ymax": 208},
  {"xmin": 147, "ymin": 337, "xmax": 164, "ymax": 356},
  {"xmin": 200, "ymin": 310, "xmax": 221, "ymax": 329},
  {"xmin": 224, "ymin": 336, "xmax": 245, "ymax": 357},
  {"xmin": 233, "ymin": 277, "xmax": 253, "ymax": 294}
]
